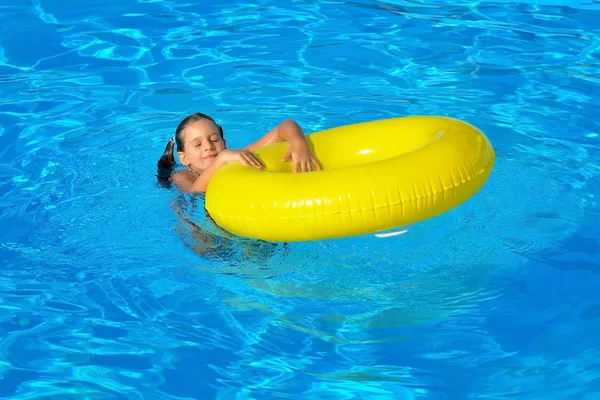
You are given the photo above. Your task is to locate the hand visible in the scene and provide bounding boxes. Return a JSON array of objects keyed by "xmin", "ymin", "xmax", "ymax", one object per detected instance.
[
  {"xmin": 220, "ymin": 149, "xmax": 264, "ymax": 169},
  {"xmin": 282, "ymin": 141, "xmax": 322, "ymax": 172}
]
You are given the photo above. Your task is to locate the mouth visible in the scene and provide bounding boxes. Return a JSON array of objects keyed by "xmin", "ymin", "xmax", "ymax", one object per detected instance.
[{"xmin": 203, "ymin": 154, "xmax": 217, "ymax": 159}]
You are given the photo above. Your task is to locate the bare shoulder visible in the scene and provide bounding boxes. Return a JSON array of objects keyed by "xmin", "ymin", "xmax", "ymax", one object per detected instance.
[{"xmin": 171, "ymin": 170, "xmax": 195, "ymax": 192}]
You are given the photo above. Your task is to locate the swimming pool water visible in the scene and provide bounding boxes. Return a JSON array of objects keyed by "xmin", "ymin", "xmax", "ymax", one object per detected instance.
[{"xmin": 1, "ymin": 0, "xmax": 599, "ymax": 398}]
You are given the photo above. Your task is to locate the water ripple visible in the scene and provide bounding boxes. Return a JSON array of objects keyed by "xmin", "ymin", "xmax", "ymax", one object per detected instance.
[{"xmin": 1, "ymin": 0, "xmax": 600, "ymax": 398}]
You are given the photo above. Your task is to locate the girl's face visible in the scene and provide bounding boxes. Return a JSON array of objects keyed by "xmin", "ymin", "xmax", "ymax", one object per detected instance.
[{"xmin": 177, "ymin": 119, "xmax": 226, "ymax": 171}]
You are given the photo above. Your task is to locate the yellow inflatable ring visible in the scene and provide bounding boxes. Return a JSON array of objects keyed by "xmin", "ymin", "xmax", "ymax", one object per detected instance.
[{"xmin": 205, "ymin": 116, "xmax": 495, "ymax": 242}]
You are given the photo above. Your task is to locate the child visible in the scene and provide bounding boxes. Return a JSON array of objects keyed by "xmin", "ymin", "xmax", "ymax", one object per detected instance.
[{"xmin": 157, "ymin": 112, "xmax": 322, "ymax": 192}]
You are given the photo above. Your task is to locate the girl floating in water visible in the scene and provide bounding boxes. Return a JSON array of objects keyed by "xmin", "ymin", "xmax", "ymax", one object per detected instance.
[
  {"xmin": 157, "ymin": 112, "xmax": 321, "ymax": 192},
  {"xmin": 158, "ymin": 113, "xmax": 310, "ymax": 263}
]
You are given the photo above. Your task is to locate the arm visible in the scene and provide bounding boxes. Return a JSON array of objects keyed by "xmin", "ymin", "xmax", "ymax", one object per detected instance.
[
  {"xmin": 245, "ymin": 119, "xmax": 321, "ymax": 172},
  {"xmin": 190, "ymin": 153, "xmax": 229, "ymax": 193},
  {"xmin": 244, "ymin": 119, "xmax": 307, "ymax": 151},
  {"xmin": 190, "ymin": 149, "xmax": 264, "ymax": 193}
]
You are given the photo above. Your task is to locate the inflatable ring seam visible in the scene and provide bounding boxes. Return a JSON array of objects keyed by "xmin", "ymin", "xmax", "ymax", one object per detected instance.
[{"xmin": 214, "ymin": 155, "xmax": 493, "ymax": 222}]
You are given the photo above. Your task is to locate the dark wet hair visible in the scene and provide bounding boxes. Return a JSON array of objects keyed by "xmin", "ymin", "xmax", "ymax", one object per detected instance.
[{"xmin": 156, "ymin": 112, "xmax": 224, "ymax": 188}]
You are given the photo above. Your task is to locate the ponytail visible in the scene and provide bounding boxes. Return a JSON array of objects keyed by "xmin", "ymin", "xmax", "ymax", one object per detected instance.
[{"xmin": 156, "ymin": 139, "xmax": 176, "ymax": 188}]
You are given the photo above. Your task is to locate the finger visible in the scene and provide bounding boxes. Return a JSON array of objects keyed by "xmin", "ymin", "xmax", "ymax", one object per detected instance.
[
  {"xmin": 243, "ymin": 151, "xmax": 262, "ymax": 168},
  {"xmin": 312, "ymin": 158, "xmax": 322, "ymax": 170},
  {"xmin": 250, "ymin": 154, "xmax": 264, "ymax": 168},
  {"xmin": 239, "ymin": 154, "xmax": 252, "ymax": 167},
  {"xmin": 302, "ymin": 162, "xmax": 309, "ymax": 172},
  {"xmin": 293, "ymin": 161, "xmax": 298, "ymax": 173},
  {"xmin": 243, "ymin": 153, "xmax": 261, "ymax": 168},
  {"xmin": 248, "ymin": 152, "xmax": 263, "ymax": 168}
]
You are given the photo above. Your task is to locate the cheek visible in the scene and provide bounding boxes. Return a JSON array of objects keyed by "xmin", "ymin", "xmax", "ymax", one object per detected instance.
[
  {"xmin": 192, "ymin": 146, "xmax": 204, "ymax": 155},
  {"xmin": 184, "ymin": 148, "xmax": 201, "ymax": 163}
]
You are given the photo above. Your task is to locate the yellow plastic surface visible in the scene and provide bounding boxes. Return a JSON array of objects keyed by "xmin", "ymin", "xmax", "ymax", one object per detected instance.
[{"xmin": 205, "ymin": 116, "xmax": 495, "ymax": 242}]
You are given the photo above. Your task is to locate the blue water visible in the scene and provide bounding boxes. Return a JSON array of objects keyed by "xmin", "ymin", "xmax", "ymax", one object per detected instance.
[{"xmin": 1, "ymin": 0, "xmax": 599, "ymax": 398}]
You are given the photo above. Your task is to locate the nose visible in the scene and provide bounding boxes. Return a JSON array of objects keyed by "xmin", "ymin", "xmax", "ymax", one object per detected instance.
[{"xmin": 204, "ymin": 141, "xmax": 215, "ymax": 152}]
